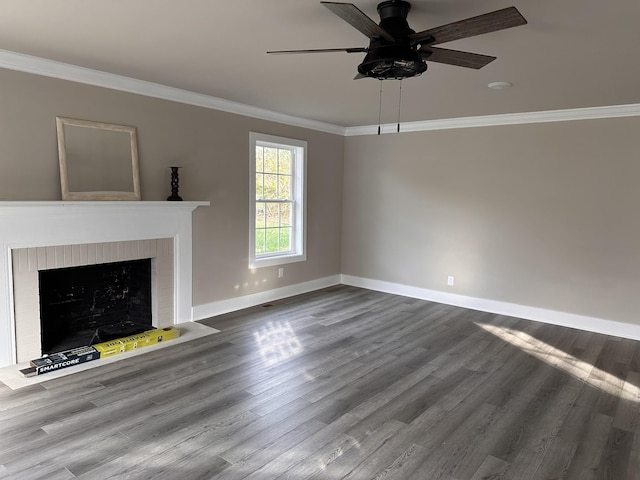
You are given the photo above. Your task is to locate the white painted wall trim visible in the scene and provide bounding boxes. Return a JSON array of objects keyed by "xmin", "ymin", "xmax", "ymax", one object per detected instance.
[
  {"xmin": 344, "ymin": 103, "xmax": 640, "ymax": 136},
  {"xmin": 194, "ymin": 272, "xmax": 640, "ymax": 341},
  {"xmin": 192, "ymin": 275, "xmax": 341, "ymax": 320},
  {"xmin": 2, "ymin": 48, "xmax": 640, "ymax": 137},
  {"xmin": 340, "ymin": 274, "xmax": 640, "ymax": 342}
]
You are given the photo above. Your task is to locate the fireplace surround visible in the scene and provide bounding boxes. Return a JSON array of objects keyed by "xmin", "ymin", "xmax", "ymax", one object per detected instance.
[{"xmin": 0, "ymin": 201, "xmax": 208, "ymax": 367}]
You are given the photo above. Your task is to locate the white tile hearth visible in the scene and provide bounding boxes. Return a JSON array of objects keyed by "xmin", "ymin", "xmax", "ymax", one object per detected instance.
[{"xmin": 0, "ymin": 321, "xmax": 219, "ymax": 390}]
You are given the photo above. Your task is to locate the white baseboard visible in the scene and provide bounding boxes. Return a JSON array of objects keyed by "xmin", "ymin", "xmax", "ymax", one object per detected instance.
[
  {"xmin": 340, "ymin": 274, "xmax": 640, "ymax": 341},
  {"xmin": 192, "ymin": 275, "xmax": 341, "ymax": 320},
  {"xmin": 192, "ymin": 272, "xmax": 640, "ymax": 341}
]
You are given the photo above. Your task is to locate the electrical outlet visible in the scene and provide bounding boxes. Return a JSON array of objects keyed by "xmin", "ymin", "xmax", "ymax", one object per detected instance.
[
  {"xmin": 278, "ymin": 267, "xmax": 284, "ymax": 278},
  {"xmin": 447, "ymin": 275, "xmax": 455, "ymax": 286}
]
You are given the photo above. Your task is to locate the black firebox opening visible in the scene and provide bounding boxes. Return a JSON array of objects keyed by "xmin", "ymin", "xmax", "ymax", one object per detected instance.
[{"xmin": 39, "ymin": 259, "xmax": 152, "ymax": 354}]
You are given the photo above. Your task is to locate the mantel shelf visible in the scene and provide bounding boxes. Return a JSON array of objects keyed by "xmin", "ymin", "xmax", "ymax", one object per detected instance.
[{"xmin": 0, "ymin": 201, "xmax": 209, "ymax": 209}]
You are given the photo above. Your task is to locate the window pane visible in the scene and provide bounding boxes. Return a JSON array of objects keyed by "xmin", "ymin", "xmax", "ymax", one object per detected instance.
[
  {"xmin": 265, "ymin": 228, "xmax": 279, "ymax": 253},
  {"xmin": 279, "ymin": 150, "xmax": 291, "ymax": 175},
  {"xmin": 278, "ymin": 175, "xmax": 291, "ymax": 200},
  {"xmin": 263, "ymin": 174, "xmax": 277, "ymax": 200},
  {"xmin": 255, "ymin": 202, "xmax": 266, "ymax": 228},
  {"xmin": 279, "ymin": 227, "xmax": 292, "ymax": 251},
  {"xmin": 255, "ymin": 173, "xmax": 264, "ymax": 200},
  {"xmin": 280, "ymin": 203, "xmax": 291, "ymax": 226},
  {"xmin": 255, "ymin": 229, "xmax": 266, "ymax": 255},
  {"xmin": 265, "ymin": 203, "xmax": 279, "ymax": 227},
  {"xmin": 264, "ymin": 148, "xmax": 278, "ymax": 173},
  {"xmin": 256, "ymin": 146, "xmax": 264, "ymax": 173}
]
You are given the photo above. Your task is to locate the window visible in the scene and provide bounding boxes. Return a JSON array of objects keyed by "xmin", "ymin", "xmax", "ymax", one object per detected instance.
[{"xmin": 249, "ymin": 132, "xmax": 306, "ymax": 268}]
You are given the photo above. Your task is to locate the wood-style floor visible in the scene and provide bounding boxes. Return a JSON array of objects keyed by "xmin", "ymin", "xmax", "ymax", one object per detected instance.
[{"xmin": 1, "ymin": 285, "xmax": 639, "ymax": 479}]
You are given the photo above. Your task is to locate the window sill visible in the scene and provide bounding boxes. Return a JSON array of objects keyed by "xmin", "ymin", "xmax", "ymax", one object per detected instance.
[{"xmin": 249, "ymin": 253, "xmax": 306, "ymax": 269}]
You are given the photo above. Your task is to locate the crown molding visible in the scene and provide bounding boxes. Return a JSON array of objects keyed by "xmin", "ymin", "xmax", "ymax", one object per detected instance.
[
  {"xmin": 0, "ymin": 49, "xmax": 346, "ymax": 136},
  {"xmin": 344, "ymin": 103, "xmax": 640, "ymax": 136},
  {"xmin": 1, "ymin": 48, "xmax": 639, "ymax": 138}
]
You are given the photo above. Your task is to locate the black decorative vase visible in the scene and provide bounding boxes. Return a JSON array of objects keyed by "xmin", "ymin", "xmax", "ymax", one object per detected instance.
[{"xmin": 167, "ymin": 166, "xmax": 183, "ymax": 201}]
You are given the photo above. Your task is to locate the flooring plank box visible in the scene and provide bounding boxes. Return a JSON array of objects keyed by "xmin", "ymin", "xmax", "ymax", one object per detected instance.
[
  {"xmin": 23, "ymin": 327, "xmax": 181, "ymax": 375},
  {"xmin": 29, "ymin": 345, "xmax": 100, "ymax": 375},
  {"xmin": 94, "ymin": 327, "xmax": 181, "ymax": 357},
  {"xmin": 93, "ymin": 340, "xmax": 126, "ymax": 358},
  {"xmin": 117, "ymin": 327, "xmax": 180, "ymax": 352}
]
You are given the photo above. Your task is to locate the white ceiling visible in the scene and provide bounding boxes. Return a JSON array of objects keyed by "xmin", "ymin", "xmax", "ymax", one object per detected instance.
[{"xmin": 1, "ymin": 0, "xmax": 639, "ymax": 128}]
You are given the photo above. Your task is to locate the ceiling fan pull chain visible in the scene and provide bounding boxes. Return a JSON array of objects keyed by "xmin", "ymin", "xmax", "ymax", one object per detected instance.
[
  {"xmin": 397, "ymin": 79, "xmax": 403, "ymax": 133},
  {"xmin": 378, "ymin": 80, "xmax": 383, "ymax": 135}
]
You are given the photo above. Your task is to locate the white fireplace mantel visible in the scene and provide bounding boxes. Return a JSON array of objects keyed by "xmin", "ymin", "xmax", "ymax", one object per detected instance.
[{"xmin": 0, "ymin": 201, "xmax": 209, "ymax": 367}]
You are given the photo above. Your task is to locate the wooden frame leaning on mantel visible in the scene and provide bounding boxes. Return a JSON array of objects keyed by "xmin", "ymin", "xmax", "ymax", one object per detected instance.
[{"xmin": 56, "ymin": 117, "xmax": 141, "ymax": 200}]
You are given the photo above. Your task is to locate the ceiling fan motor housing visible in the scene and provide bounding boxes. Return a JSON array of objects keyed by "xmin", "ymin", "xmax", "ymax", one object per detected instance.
[
  {"xmin": 377, "ymin": 0, "xmax": 411, "ymax": 22},
  {"xmin": 358, "ymin": 0, "xmax": 427, "ymax": 79}
]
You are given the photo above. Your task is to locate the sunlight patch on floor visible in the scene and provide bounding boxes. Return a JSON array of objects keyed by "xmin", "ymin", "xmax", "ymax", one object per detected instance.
[
  {"xmin": 254, "ymin": 321, "xmax": 304, "ymax": 366},
  {"xmin": 476, "ymin": 323, "xmax": 639, "ymax": 402}
]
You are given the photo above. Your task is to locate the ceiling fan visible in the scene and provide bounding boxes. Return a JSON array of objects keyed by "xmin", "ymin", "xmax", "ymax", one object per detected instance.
[{"xmin": 267, "ymin": 1, "xmax": 527, "ymax": 80}]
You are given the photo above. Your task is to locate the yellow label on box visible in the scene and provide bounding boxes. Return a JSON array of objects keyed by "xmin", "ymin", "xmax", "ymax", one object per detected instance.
[
  {"xmin": 94, "ymin": 341, "xmax": 126, "ymax": 358},
  {"xmin": 119, "ymin": 332, "xmax": 156, "ymax": 352},
  {"xmin": 93, "ymin": 327, "xmax": 180, "ymax": 358},
  {"xmin": 156, "ymin": 327, "xmax": 180, "ymax": 342}
]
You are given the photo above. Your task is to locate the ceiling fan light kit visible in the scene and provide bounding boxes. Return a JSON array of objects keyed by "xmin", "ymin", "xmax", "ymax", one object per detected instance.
[
  {"xmin": 358, "ymin": 44, "xmax": 427, "ymax": 79},
  {"xmin": 268, "ymin": 1, "xmax": 527, "ymax": 80},
  {"xmin": 357, "ymin": 1, "xmax": 426, "ymax": 80}
]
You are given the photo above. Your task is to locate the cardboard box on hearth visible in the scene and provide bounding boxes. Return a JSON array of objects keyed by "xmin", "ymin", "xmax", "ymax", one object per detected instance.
[
  {"xmin": 29, "ymin": 345, "xmax": 100, "ymax": 374},
  {"xmin": 94, "ymin": 327, "xmax": 180, "ymax": 355},
  {"xmin": 120, "ymin": 327, "xmax": 180, "ymax": 351},
  {"xmin": 23, "ymin": 327, "xmax": 181, "ymax": 377},
  {"xmin": 153, "ymin": 326, "xmax": 180, "ymax": 343}
]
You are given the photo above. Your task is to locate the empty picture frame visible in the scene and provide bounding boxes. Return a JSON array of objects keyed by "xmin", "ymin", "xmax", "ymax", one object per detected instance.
[{"xmin": 56, "ymin": 117, "xmax": 141, "ymax": 200}]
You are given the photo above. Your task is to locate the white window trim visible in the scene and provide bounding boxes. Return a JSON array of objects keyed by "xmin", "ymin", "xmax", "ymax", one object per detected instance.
[{"xmin": 249, "ymin": 132, "xmax": 307, "ymax": 269}]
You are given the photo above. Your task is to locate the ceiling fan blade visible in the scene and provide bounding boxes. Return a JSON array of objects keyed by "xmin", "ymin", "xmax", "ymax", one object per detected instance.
[
  {"xmin": 409, "ymin": 6, "xmax": 527, "ymax": 45},
  {"xmin": 267, "ymin": 47, "xmax": 367, "ymax": 55},
  {"xmin": 420, "ymin": 46, "xmax": 496, "ymax": 69},
  {"xmin": 321, "ymin": 2, "xmax": 395, "ymax": 42}
]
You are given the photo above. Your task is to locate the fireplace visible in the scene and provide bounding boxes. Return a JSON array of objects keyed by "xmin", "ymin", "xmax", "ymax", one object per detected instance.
[
  {"xmin": 0, "ymin": 201, "xmax": 208, "ymax": 367},
  {"xmin": 12, "ymin": 238, "xmax": 174, "ymax": 362},
  {"xmin": 39, "ymin": 259, "xmax": 153, "ymax": 354}
]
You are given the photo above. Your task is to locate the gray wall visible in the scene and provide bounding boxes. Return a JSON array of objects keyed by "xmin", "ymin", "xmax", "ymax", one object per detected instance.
[
  {"xmin": 342, "ymin": 117, "xmax": 640, "ymax": 325},
  {"xmin": 3, "ymin": 66, "xmax": 640, "ymax": 327},
  {"xmin": 0, "ymin": 69, "xmax": 344, "ymax": 306}
]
